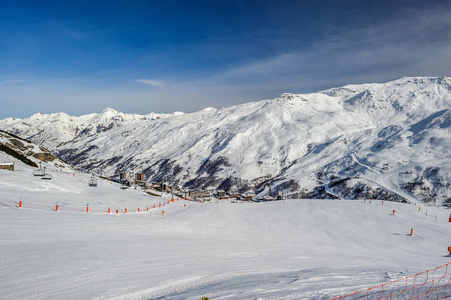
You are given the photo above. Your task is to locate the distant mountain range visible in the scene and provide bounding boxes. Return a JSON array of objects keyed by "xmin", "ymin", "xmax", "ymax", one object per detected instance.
[{"xmin": 1, "ymin": 77, "xmax": 450, "ymax": 205}]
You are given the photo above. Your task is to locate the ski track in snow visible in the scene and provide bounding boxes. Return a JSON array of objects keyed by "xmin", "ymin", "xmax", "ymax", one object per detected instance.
[
  {"xmin": 1, "ymin": 157, "xmax": 450, "ymax": 299},
  {"xmin": 0, "ymin": 77, "xmax": 451, "ymax": 299}
]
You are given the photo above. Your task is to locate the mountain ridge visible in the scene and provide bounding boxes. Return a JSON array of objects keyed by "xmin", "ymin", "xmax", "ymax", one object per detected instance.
[{"xmin": 1, "ymin": 76, "xmax": 450, "ymax": 204}]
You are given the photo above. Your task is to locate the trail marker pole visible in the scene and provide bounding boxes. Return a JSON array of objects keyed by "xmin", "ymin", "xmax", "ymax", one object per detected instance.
[
  {"xmin": 147, "ymin": 206, "xmax": 149, "ymax": 211},
  {"xmin": 19, "ymin": 200, "xmax": 22, "ymax": 208},
  {"xmin": 86, "ymin": 204, "xmax": 89, "ymax": 213},
  {"xmin": 162, "ymin": 211, "xmax": 164, "ymax": 216},
  {"xmin": 138, "ymin": 208, "xmax": 140, "ymax": 212},
  {"xmin": 108, "ymin": 208, "xmax": 110, "ymax": 214},
  {"xmin": 116, "ymin": 210, "xmax": 118, "ymax": 215},
  {"xmin": 411, "ymin": 228, "xmax": 413, "ymax": 236},
  {"xmin": 56, "ymin": 204, "xmax": 59, "ymax": 211},
  {"xmin": 393, "ymin": 210, "xmax": 395, "ymax": 215},
  {"xmin": 125, "ymin": 208, "xmax": 127, "ymax": 214}
]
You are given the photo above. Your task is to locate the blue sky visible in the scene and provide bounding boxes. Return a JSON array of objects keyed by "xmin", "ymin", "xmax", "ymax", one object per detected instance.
[{"xmin": 1, "ymin": 0, "xmax": 451, "ymax": 119}]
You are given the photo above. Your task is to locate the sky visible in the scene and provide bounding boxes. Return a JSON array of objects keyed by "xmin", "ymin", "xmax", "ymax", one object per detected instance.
[{"xmin": 1, "ymin": 0, "xmax": 451, "ymax": 119}]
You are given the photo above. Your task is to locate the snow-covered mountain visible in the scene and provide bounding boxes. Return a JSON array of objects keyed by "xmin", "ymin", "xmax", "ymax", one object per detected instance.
[
  {"xmin": 0, "ymin": 108, "xmax": 182, "ymax": 149},
  {"xmin": 0, "ymin": 129, "xmax": 73, "ymax": 171},
  {"xmin": 1, "ymin": 77, "xmax": 450, "ymax": 204}
]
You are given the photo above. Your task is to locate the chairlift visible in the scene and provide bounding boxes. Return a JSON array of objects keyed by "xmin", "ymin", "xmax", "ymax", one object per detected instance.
[
  {"xmin": 41, "ymin": 167, "xmax": 52, "ymax": 180},
  {"xmin": 88, "ymin": 173, "xmax": 97, "ymax": 187},
  {"xmin": 33, "ymin": 162, "xmax": 45, "ymax": 176}
]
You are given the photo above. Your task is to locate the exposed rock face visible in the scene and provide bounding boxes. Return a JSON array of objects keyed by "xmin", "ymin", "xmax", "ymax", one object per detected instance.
[
  {"xmin": 33, "ymin": 152, "xmax": 57, "ymax": 162},
  {"xmin": 0, "ymin": 130, "xmax": 72, "ymax": 169}
]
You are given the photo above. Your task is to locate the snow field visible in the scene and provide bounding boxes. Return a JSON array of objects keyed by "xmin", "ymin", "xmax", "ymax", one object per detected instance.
[{"xmin": 0, "ymin": 159, "xmax": 450, "ymax": 299}]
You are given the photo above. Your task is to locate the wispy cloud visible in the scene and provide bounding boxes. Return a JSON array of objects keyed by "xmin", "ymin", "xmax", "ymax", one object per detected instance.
[
  {"xmin": 211, "ymin": 5, "xmax": 451, "ymax": 91},
  {"xmin": 136, "ymin": 79, "xmax": 166, "ymax": 87}
]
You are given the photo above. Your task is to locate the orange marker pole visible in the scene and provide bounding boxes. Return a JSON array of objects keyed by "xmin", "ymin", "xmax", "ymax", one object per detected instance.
[
  {"xmin": 147, "ymin": 206, "xmax": 149, "ymax": 211},
  {"xmin": 86, "ymin": 205, "xmax": 89, "ymax": 213},
  {"xmin": 56, "ymin": 205, "xmax": 59, "ymax": 211},
  {"xmin": 184, "ymin": 203, "xmax": 186, "ymax": 207},
  {"xmin": 108, "ymin": 208, "xmax": 111, "ymax": 214},
  {"xmin": 19, "ymin": 201, "xmax": 22, "ymax": 208},
  {"xmin": 411, "ymin": 228, "xmax": 413, "ymax": 236},
  {"xmin": 162, "ymin": 211, "xmax": 164, "ymax": 216},
  {"xmin": 153, "ymin": 204, "xmax": 156, "ymax": 209},
  {"xmin": 138, "ymin": 207, "xmax": 140, "ymax": 212},
  {"xmin": 393, "ymin": 210, "xmax": 395, "ymax": 215},
  {"xmin": 125, "ymin": 208, "xmax": 127, "ymax": 214},
  {"xmin": 116, "ymin": 209, "xmax": 118, "ymax": 215}
]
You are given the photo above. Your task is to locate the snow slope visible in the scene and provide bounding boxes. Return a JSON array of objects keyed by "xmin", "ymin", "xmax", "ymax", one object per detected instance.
[
  {"xmin": 0, "ymin": 129, "xmax": 73, "ymax": 171},
  {"xmin": 1, "ymin": 77, "xmax": 450, "ymax": 204},
  {"xmin": 1, "ymin": 150, "xmax": 450, "ymax": 299}
]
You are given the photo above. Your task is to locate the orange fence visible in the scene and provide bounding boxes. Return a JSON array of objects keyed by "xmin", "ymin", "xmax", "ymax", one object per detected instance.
[
  {"xmin": 0, "ymin": 198, "xmax": 190, "ymax": 215},
  {"xmin": 330, "ymin": 262, "xmax": 451, "ymax": 300}
]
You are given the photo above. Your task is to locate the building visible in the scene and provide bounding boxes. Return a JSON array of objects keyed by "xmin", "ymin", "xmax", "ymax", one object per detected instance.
[
  {"xmin": 229, "ymin": 190, "xmax": 240, "ymax": 199},
  {"xmin": 160, "ymin": 182, "xmax": 171, "ymax": 191},
  {"xmin": 241, "ymin": 193, "xmax": 255, "ymax": 201},
  {"xmin": 263, "ymin": 195, "xmax": 275, "ymax": 201},
  {"xmin": 216, "ymin": 190, "xmax": 227, "ymax": 199},
  {"xmin": 120, "ymin": 171, "xmax": 130, "ymax": 183},
  {"xmin": 135, "ymin": 173, "xmax": 145, "ymax": 184},
  {"xmin": 0, "ymin": 162, "xmax": 14, "ymax": 171},
  {"xmin": 182, "ymin": 189, "xmax": 210, "ymax": 200}
]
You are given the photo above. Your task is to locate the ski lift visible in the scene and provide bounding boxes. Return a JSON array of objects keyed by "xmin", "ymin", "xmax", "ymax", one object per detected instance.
[
  {"xmin": 41, "ymin": 167, "xmax": 52, "ymax": 180},
  {"xmin": 88, "ymin": 173, "xmax": 97, "ymax": 187},
  {"xmin": 33, "ymin": 162, "xmax": 45, "ymax": 176}
]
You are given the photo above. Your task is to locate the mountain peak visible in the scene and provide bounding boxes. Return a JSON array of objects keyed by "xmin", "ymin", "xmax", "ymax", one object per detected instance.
[{"xmin": 100, "ymin": 108, "xmax": 119, "ymax": 116}]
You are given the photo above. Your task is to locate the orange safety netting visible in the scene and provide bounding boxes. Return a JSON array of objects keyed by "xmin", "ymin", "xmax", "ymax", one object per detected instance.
[{"xmin": 330, "ymin": 262, "xmax": 451, "ymax": 300}]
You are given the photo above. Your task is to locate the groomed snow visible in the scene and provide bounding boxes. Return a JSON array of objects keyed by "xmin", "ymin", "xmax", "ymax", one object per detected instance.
[{"xmin": 1, "ymin": 153, "xmax": 450, "ymax": 299}]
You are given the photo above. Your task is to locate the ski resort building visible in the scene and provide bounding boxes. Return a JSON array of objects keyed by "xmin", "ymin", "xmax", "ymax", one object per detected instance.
[
  {"xmin": 119, "ymin": 171, "xmax": 131, "ymax": 183},
  {"xmin": 134, "ymin": 173, "xmax": 145, "ymax": 185},
  {"xmin": 160, "ymin": 183, "xmax": 171, "ymax": 192},
  {"xmin": 182, "ymin": 189, "xmax": 210, "ymax": 200},
  {"xmin": 0, "ymin": 162, "xmax": 14, "ymax": 171},
  {"xmin": 216, "ymin": 190, "xmax": 227, "ymax": 199},
  {"xmin": 241, "ymin": 193, "xmax": 255, "ymax": 201}
]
